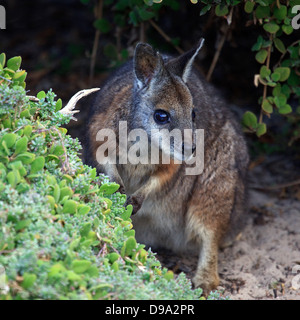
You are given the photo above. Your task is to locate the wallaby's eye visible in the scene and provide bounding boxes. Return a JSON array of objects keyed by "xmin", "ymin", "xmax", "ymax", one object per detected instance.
[
  {"xmin": 192, "ymin": 110, "xmax": 196, "ymax": 120},
  {"xmin": 154, "ymin": 109, "xmax": 170, "ymax": 125}
]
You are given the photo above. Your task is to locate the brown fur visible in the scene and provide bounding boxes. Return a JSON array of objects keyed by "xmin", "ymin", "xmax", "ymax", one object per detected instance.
[{"xmin": 84, "ymin": 41, "xmax": 249, "ymax": 294}]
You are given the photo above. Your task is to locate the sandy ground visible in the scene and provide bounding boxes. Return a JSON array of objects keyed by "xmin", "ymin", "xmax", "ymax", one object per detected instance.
[{"xmin": 156, "ymin": 158, "xmax": 300, "ymax": 300}]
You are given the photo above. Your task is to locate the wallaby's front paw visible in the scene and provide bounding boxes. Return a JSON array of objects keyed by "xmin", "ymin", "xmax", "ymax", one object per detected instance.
[
  {"xmin": 125, "ymin": 195, "xmax": 143, "ymax": 214},
  {"xmin": 118, "ymin": 185, "xmax": 126, "ymax": 195},
  {"xmin": 192, "ymin": 271, "xmax": 220, "ymax": 296}
]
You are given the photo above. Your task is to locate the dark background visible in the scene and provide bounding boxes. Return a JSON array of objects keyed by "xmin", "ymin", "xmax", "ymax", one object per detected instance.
[{"xmin": 1, "ymin": 0, "xmax": 260, "ymax": 103}]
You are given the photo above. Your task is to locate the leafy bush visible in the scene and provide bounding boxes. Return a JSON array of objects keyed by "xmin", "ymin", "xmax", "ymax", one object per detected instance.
[
  {"xmin": 239, "ymin": 0, "xmax": 300, "ymax": 140},
  {"xmin": 0, "ymin": 54, "xmax": 205, "ymax": 300}
]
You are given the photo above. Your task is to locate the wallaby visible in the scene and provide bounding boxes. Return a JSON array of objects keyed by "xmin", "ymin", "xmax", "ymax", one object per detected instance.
[{"xmin": 84, "ymin": 40, "xmax": 249, "ymax": 294}]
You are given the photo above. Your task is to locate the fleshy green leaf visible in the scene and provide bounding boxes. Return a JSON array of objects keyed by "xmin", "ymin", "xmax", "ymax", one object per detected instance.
[
  {"xmin": 30, "ymin": 156, "xmax": 45, "ymax": 174},
  {"xmin": 255, "ymin": 49, "xmax": 268, "ymax": 64},
  {"xmin": 53, "ymin": 184, "xmax": 60, "ymax": 203},
  {"xmin": 47, "ymin": 195, "xmax": 56, "ymax": 209},
  {"xmin": 200, "ymin": 4, "xmax": 211, "ymax": 16},
  {"xmin": 63, "ymin": 200, "xmax": 78, "ymax": 214},
  {"xmin": 108, "ymin": 253, "xmax": 120, "ymax": 264},
  {"xmin": 242, "ymin": 111, "xmax": 258, "ymax": 129},
  {"xmin": 123, "ymin": 236, "xmax": 137, "ymax": 257},
  {"xmin": 164, "ymin": 270, "xmax": 174, "ymax": 281},
  {"xmin": 252, "ymin": 36, "xmax": 263, "ymax": 51},
  {"xmin": 48, "ymin": 263, "xmax": 66, "ymax": 277},
  {"xmin": 244, "ymin": 1, "xmax": 255, "ymax": 13},
  {"xmin": 282, "ymin": 25, "xmax": 293, "ymax": 35},
  {"xmin": 66, "ymin": 271, "xmax": 81, "ymax": 281},
  {"xmin": 6, "ymin": 170, "xmax": 18, "ymax": 188},
  {"xmin": 55, "ymin": 98, "xmax": 62, "ymax": 112},
  {"xmin": 255, "ymin": 5, "xmax": 270, "ymax": 19},
  {"xmin": 80, "ymin": 222, "xmax": 92, "ymax": 237},
  {"xmin": 274, "ymin": 38, "xmax": 286, "ymax": 54},
  {"xmin": 121, "ymin": 204, "xmax": 133, "ymax": 220},
  {"xmin": 59, "ymin": 186, "xmax": 73, "ymax": 201},
  {"xmin": 256, "ymin": 123, "xmax": 267, "ymax": 137},
  {"xmin": 15, "ymin": 219, "xmax": 31, "ymax": 231},
  {"xmin": 0, "ymin": 53, "xmax": 6, "ymax": 67},
  {"xmin": 262, "ymin": 99, "xmax": 273, "ymax": 113},
  {"xmin": 271, "ymin": 72, "xmax": 280, "ymax": 82},
  {"xmin": 274, "ymin": 95, "xmax": 287, "ymax": 108},
  {"xmin": 52, "ymin": 145, "xmax": 65, "ymax": 156},
  {"xmin": 23, "ymin": 125, "xmax": 33, "ymax": 137},
  {"xmin": 2, "ymin": 133, "xmax": 17, "ymax": 149},
  {"xmin": 37, "ymin": 91, "xmax": 46, "ymax": 100},
  {"xmin": 21, "ymin": 273, "xmax": 37, "ymax": 289},
  {"xmin": 15, "ymin": 152, "xmax": 35, "ymax": 164},
  {"xmin": 274, "ymin": 67, "xmax": 291, "ymax": 82},
  {"xmin": 71, "ymin": 260, "xmax": 92, "ymax": 274},
  {"xmin": 137, "ymin": 7, "xmax": 155, "ymax": 21},
  {"xmin": 263, "ymin": 22, "xmax": 280, "ymax": 34},
  {"xmin": 273, "ymin": 5, "xmax": 287, "ymax": 20},
  {"xmin": 7, "ymin": 56, "xmax": 22, "ymax": 71},
  {"xmin": 279, "ymin": 104, "xmax": 292, "ymax": 114},
  {"xmin": 260, "ymin": 65, "xmax": 271, "ymax": 78},
  {"xmin": 77, "ymin": 204, "xmax": 91, "ymax": 215},
  {"xmin": 14, "ymin": 136, "xmax": 28, "ymax": 155},
  {"xmin": 13, "ymin": 70, "xmax": 26, "ymax": 80},
  {"xmin": 99, "ymin": 183, "xmax": 120, "ymax": 195},
  {"xmin": 215, "ymin": 4, "xmax": 228, "ymax": 16}
]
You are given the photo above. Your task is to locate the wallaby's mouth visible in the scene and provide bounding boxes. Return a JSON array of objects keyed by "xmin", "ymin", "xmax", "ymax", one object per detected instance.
[
  {"xmin": 172, "ymin": 144, "xmax": 196, "ymax": 162},
  {"xmin": 185, "ymin": 151, "xmax": 196, "ymax": 162}
]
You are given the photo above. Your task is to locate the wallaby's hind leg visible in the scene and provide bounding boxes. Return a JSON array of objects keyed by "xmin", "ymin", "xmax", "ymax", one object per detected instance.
[
  {"xmin": 192, "ymin": 229, "xmax": 220, "ymax": 295},
  {"xmin": 221, "ymin": 177, "xmax": 247, "ymax": 249}
]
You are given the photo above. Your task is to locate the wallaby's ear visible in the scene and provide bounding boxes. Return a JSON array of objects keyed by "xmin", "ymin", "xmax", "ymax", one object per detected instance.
[
  {"xmin": 166, "ymin": 38, "xmax": 205, "ymax": 82},
  {"xmin": 134, "ymin": 43, "xmax": 164, "ymax": 89}
]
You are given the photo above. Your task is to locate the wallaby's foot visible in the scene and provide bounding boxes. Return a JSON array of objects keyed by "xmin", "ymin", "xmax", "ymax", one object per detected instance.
[
  {"xmin": 125, "ymin": 195, "xmax": 143, "ymax": 214},
  {"xmin": 192, "ymin": 269, "xmax": 220, "ymax": 296},
  {"xmin": 118, "ymin": 185, "xmax": 126, "ymax": 195}
]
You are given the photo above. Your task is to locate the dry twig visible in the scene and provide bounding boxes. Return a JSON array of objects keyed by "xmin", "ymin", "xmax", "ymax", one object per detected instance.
[
  {"xmin": 149, "ymin": 19, "xmax": 184, "ymax": 54},
  {"xmin": 250, "ymin": 179, "xmax": 300, "ymax": 191},
  {"xmin": 206, "ymin": 7, "xmax": 234, "ymax": 82},
  {"xmin": 59, "ymin": 88, "xmax": 100, "ymax": 119},
  {"xmin": 89, "ymin": 0, "xmax": 103, "ymax": 85}
]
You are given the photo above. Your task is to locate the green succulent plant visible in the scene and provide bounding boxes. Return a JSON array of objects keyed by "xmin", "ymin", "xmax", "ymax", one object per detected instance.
[{"xmin": 0, "ymin": 53, "xmax": 207, "ymax": 300}]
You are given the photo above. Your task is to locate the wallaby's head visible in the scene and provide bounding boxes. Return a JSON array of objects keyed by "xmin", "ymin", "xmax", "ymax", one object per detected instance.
[{"xmin": 132, "ymin": 39, "xmax": 204, "ymax": 161}]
